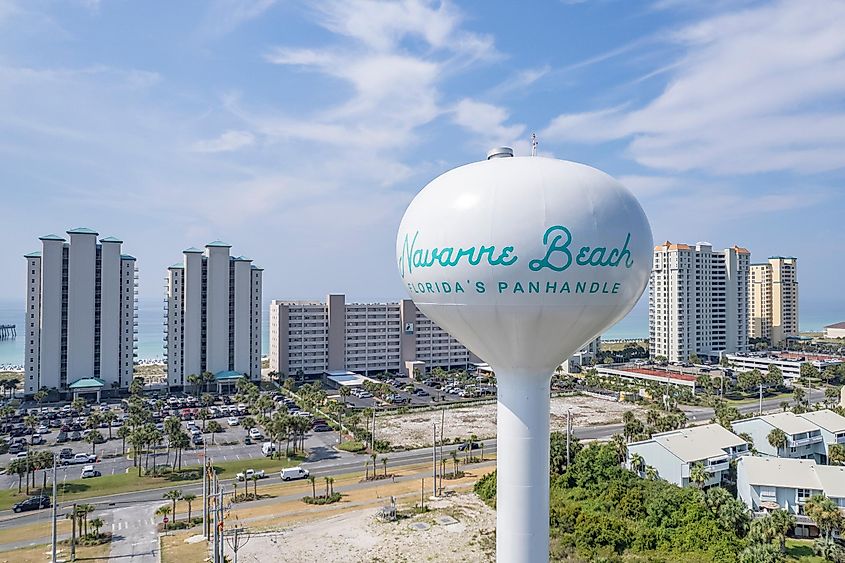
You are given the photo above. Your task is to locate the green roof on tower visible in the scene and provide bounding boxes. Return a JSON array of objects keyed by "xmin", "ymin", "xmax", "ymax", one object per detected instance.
[
  {"xmin": 120, "ymin": 254, "xmax": 136, "ymax": 261},
  {"xmin": 38, "ymin": 234, "xmax": 65, "ymax": 242},
  {"xmin": 24, "ymin": 251, "xmax": 42, "ymax": 258},
  {"xmin": 183, "ymin": 247, "xmax": 204, "ymax": 253},
  {"xmin": 206, "ymin": 240, "xmax": 231, "ymax": 248},
  {"xmin": 100, "ymin": 236, "xmax": 123, "ymax": 243},
  {"xmin": 67, "ymin": 227, "xmax": 99, "ymax": 235}
]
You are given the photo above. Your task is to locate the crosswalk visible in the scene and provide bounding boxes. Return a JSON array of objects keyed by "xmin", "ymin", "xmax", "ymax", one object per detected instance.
[{"xmin": 111, "ymin": 517, "xmax": 156, "ymax": 531}]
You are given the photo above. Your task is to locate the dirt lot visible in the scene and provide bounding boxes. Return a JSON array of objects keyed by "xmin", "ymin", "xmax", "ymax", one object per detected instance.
[
  {"xmin": 234, "ymin": 493, "xmax": 495, "ymax": 563},
  {"xmin": 376, "ymin": 394, "xmax": 639, "ymax": 449}
]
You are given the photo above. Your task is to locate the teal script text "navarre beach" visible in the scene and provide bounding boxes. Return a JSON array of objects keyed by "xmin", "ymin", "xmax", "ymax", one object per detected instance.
[{"xmin": 398, "ymin": 225, "xmax": 634, "ymax": 278}]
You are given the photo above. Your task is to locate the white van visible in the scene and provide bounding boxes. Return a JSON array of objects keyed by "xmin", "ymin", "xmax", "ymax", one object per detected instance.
[
  {"xmin": 280, "ymin": 466, "xmax": 309, "ymax": 481},
  {"xmin": 261, "ymin": 442, "xmax": 276, "ymax": 457}
]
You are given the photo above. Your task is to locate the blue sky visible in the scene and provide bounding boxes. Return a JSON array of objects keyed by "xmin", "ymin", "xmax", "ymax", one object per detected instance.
[{"xmin": 1, "ymin": 0, "xmax": 843, "ymax": 327}]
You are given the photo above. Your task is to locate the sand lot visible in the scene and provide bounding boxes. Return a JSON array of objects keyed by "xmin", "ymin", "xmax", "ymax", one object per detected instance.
[
  {"xmin": 234, "ymin": 493, "xmax": 495, "ymax": 563},
  {"xmin": 376, "ymin": 394, "xmax": 639, "ymax": 449}
]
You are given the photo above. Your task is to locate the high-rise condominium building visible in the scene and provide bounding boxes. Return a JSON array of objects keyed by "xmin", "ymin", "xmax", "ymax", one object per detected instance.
[
  {"xmin": 649, "ymin": 241, "xmax": 750, "ymax": 363},
  {"xmin": 165, "ymin": 242, "xmax": 262, "ymax": 389},
  {"xmin": 268, "ymin": 294, "xmax": 479, "ymax": 377},
  {"xmin": 24, "ymin": 228, "xmax": 137, "ymax": 397},
  {"xmin": 749, "ymin": 257, "xmax": 798, "ymax": 344}
]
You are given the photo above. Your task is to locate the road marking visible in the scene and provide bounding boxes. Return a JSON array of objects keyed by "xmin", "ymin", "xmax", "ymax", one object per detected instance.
[
  {"xmin": 111, "ymin": 523, "xmax": 115, "ymax": 531},
  {"xmin": 236, "ymin": 454, "xmax": 241, "ymax": 460}
]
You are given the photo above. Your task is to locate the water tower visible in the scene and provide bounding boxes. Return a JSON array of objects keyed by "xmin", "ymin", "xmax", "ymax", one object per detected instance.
[{"xmin": 396, "ymin": 148, "xmax": 652, "ymax": 562}]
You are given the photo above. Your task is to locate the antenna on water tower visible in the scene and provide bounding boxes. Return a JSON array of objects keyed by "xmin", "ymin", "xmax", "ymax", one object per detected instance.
[{"xmin": 531, "ymin": 133, "xmax": 538, "ymax": 156}]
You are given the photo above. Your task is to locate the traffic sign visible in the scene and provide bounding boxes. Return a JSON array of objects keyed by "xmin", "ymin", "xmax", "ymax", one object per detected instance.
[{"xmin": 163, "ymin": 517, "xmax": 169, "ymax": 524}]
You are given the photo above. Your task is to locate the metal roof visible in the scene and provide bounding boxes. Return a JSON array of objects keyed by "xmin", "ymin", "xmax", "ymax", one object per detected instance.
[
  {"xmin": 68, "ymin": 378, "xmax": 106, "ymax": 390},
  {"xmin": 647, "ymin": 423, "xmax": 746, "ymax": 463},
  {"xmin": 67, "ymin": 227, "xmax": 98, "ymax": 235},
  {"xmin": 734, "ymin": 411, "xmax": 820, "ymax": 436},
  {"xmin": 206, "ymin": 240, "xmax": 231, "ymax": 248},
  {"xmin": 798, "ymin": 409, "xmax": 845, "ymax": 434},
  {"xmin": 24, "ymin": 251, "xmax": 42, "ymax": 258},
  {"xmin": 99, "ymin": 236, "xmax": 123, "ymax": 243},
  {"xmin": 39, "ymin": 234, "xmax": 66, "ymax": 242},
  {"xmin": 183, "ymin": 247, "xmax": 204, "ymax": 254}
]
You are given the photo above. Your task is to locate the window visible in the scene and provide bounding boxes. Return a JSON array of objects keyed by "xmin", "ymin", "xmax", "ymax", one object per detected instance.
[{"xmin": 797, "ymin": 488, "xmax": 812, "ymax": 502}]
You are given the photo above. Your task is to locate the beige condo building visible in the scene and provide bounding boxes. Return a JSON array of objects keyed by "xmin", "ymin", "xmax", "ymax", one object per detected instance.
[
  {"xmin": 749, "ymin": 257, "xmax": 798, "ymax": 344},
  {"xmin": 649, "ymin": 241, "xmax": 750, "ymax": 363}
]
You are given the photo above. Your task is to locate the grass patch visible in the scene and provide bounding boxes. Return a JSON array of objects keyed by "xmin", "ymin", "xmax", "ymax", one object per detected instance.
[
  {"xmin": 160, "ymin": 530, "xmax": 207, "ymax": 563},
  {"xmin": 1, "ymin": 541, "xmax": 111, "ymax": 562},
  {"xmin": 337, "ymin": 440, "xmax": 366, "ymax": 453},
  {"xmin": 0, "ymin": 455, "xmax": 305, "ymax": 511},
  {"xmin": 785, "ymin": 538, "xmax": 826, "ymax": 562}
]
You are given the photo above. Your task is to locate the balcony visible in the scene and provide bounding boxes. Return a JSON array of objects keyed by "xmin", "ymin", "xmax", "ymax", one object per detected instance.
[{"xmin": 791, "ymin": 435, "xmax": 823, "ymax": 447}]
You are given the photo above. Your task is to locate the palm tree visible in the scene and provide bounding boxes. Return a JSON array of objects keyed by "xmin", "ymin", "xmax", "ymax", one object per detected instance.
[
  {"xmin": 34, "ymin": 388, "xmax": 49, "ymax": 413},
  {"xmin": 450, "ymin": 450, "xmax": 459, "ymax": 475},
  {"xmin": 8, "ymin": 459, "xmax": 26, "ymax": 492},
  {"xmin": 610, "ymin": 434, "xmax": 627, "ymax": 464},
  {"xmin": 370, "ymin": 453, "xmax": 378, "ymax": 479},
  {"xmin": 163, "ymin": 490, "xmax": 182, "ymax": 523},
  {"xmin": 89, "ymin": 517, "xmax": 104, "ymax": 538},
  {"xmin": 155, "ymin": 505, "xmax": 172, "ymax": 529},
  {"xmin": 102, "ymin": 410, "xmax": 117, "ymax": 440},
  {"xmin": 78, "ymin": 504, "xmax": 95, "ymax": 536},
  {"xmin": 769, "ymin": 509, "xmax": 796, "ymax": 553},
  {"xmin": 324, "ymin": 476, "xmax": 330, "ymax": 497},
  {"xmin": 689, "ymin": 462, "xmax": 712, "ymax": 489},
  {"xmin": 328, "ymin": 477, "xmax": 335, "ymax": 496},
  {"xmin": 85, "ymin": 430, "xmax": 103, "ymax": 456},
  {"xmin": 207, "ymin": 421, "xmax": 222, "ymax": 444},
  {"xmin": 828, "ymin": 443, "xmax": 845, "ymax": 466},
  {"xmin": 251, "ymin": 474, "xmax": 260, "ymax": 498},
  {"xmin": 182, "ymin": 493, "xmax": 196, "ymax": 522},
  {"xmin": 767, "ymin": 428, "xmax": 788, "ymax": 454},
  {"xmin": 308, "ymin": 475, "xmax": 316, "ymax": 499},
  {"xmin": 629, "ymin": 452, "xmax": 644, "ymax": 473},
  {"xmin": 645, "ymin": 465, "xmax": 658, "ymax": 480},
  {"xmin": 382, "ymin": 457, "xmax": 388, "ymax": 477},
  {"xmin": 186, "ymin": 374, "xmax": 200, "ymax": 399},
  {"xmin": 198, "ymin": 408, "xmax": 209, "ymax": 431},
  {"xmin": 804, "ymin": 494, "xmax": 843, "ymax": 541}
]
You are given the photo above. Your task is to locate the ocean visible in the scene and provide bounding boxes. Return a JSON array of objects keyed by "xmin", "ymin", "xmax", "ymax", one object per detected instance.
[{"xmin": 0, "ymin": 297, "xmax": 842, "ymax": 367}]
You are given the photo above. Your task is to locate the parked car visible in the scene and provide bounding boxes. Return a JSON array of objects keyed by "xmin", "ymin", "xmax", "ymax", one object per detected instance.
[
  {"xmin": 227, "ymin": 417, "xmax": 239, "ymax": 426},
  {"xmin": 12, "ymin": 496, "xmax": 50, "ymax": 513},
  {"xmin": 312, "ymin": 424, "xmax": 332, "ymax": 432},
  {"xmin": 81, "ymin": 465, "xmax": 102, "ymax": 479},
  {"xmin": 280, "ymin": 467, "xmax": 309, "ymax": 481},
  {"xmin": 236, "ymin": 469, "xmax": 266, "ymax": 481},
  {"xmin": 70, "ymin": 431, "xmax": 82, "ymax": 441},
  {"xmin": 192, "ymin": 434, "xmax": 204, "ymax": 446},
  {"xmin": 249, "ymin": 428, "xmax": 263, "ymax": 439},
  {"xmin": 61, "ymin": 453, "xmax": 96, "ymax": 466},
  {"xmin": 56, "ymin": 431, "xmax": 69, "ymax": 443},
  {"xmin": 59, "ymin": 448, "xmax": 74, "ymax": 459}
]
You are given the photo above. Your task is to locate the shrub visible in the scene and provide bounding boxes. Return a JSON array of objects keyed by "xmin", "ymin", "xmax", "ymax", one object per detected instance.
[
  {"xmin": 302, "ymin": 493, "xmax": 342, "ymax": 505},
  {"xmin": 338, "ymin": 441, "xmax": 366, "ymax": 453}
]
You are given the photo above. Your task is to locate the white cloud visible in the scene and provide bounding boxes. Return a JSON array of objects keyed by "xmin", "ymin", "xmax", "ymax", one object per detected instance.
[
  {"xmin": 542, "ymin": 0, "xmax": 845, "ymax": 175},
  {"xmin": 452, "ymin": 98, "xmax": 525, "ymax": 147},
  {"xmin": 192, "ymin": 130, "xmax": 255, "ymax": 153}
]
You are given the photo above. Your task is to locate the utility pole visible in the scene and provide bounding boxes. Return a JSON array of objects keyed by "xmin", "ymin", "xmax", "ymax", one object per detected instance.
[
  {"xmin": 566, "ymin": 409, "xmax": 571, "ymax": 466},
  {"xmin": 432, "ymin": 424, "xmax": 437, "ymax": 497},
  {"xmin": 439, "ymin": 409, "xmax": 444, "ymax": 493},
  {"xmin": 70, "ymin": 502, "xmax": 77, "ymax": 562},
  {"xmin": 217, "ymin": 488, "xmax": 224, "ymax": 563},
  {"xmin": 371, "ymin": 408, "xmax": 376, "ymax": 449},
  {"xmin": 202, "ymin": 457, "xmax": 208, "ymax": 540},
  {"xmin": 759, "ymin": 382, "xmax": 763, "ymax": 415},
  {"xmin": 212, "ymin": 478, "xmax": 219, "ymax": 563},
  {"xmin": 51, "ymin": 456, "xmax": 57, "ymax": 563}
]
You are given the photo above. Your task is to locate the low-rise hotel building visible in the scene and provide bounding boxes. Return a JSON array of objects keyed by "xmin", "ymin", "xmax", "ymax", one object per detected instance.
[
  {"xmin": 732, "ymin": 412, "xmax": 827, "ymax": 462},
  {"xmin": 268, "ymin": 294, "xmax": 478, "ymax": 377}
]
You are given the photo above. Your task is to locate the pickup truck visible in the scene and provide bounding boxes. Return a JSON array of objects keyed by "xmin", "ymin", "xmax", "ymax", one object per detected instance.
[
  {"xmin": 60, "ymin": 453, "xmax": 97, "ymax": 466},
  {"xmin": 236, "ymin": 469, "xmax": 266, "ymax": 481}
]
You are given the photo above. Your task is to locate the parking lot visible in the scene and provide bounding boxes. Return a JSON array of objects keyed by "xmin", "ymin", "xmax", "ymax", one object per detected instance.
[
  {"xmin": 0, "ymin": 391, "xmax": 345, "ymax": 489},
  {"xmin": 341, "ymin": 372, "xmax": 496, "ymax": 410}
]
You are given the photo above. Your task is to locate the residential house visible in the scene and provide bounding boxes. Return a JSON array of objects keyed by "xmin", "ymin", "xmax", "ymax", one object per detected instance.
[
  {"xmin": 732, "ymin": 412, "xmax": 824, "ymax": 461},
  {"xmin": 737, "ymin": 456, "xmax": 845, "ymax": 537},
  {"xmin": 797, "ymin": 409, "xmax": 845, "ymax": 464},
  {"xmin": 626, "ymin": 423, "xmax": 750, "ymax": 488}
]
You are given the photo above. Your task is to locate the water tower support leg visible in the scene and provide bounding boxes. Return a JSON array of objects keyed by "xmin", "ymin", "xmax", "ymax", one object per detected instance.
[{"xmin": 496, "ymin": 373, "xmax": 551, "ymax": 563}]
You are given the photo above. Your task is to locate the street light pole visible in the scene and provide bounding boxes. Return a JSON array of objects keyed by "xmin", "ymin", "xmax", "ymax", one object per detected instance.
[{"xmin": 51, "ymin": 456, "xmax": 57, "ymax": 563}]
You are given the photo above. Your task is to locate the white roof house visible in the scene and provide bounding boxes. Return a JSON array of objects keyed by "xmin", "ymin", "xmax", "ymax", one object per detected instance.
[
  {"xmin": 737, "ymin": 456, "xmax": 845, "ymax": 535},
  {"xmin": 627, "ymin": 423, "xmax": 749, "ymax": 488},
  {"xmin": 798, "ymin": 409, "xmax": 845, "ymax": 434},
  {"xmin": 732, "ymin": 412, "xmax": 825, "ymax": 461},
  {"xmin": 797, "ymin": 409, "xmax": 845, "ymax": 463}
]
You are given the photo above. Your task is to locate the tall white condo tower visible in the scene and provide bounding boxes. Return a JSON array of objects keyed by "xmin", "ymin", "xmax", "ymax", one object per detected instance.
[{"xmin": 397, "ymin": 149, "xmax": 652, "ymax": 562}]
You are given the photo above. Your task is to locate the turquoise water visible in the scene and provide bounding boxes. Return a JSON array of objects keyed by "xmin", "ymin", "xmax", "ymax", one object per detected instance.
[{"xmin": 0, "ymin": 298, "xmax": 841, "ymax": 366}]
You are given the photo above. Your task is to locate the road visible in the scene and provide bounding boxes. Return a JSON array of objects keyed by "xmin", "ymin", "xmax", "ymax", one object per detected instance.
[
  {"xmin": 0, "ymin": 387, "xmax": 829, "ymax": 553},
  {"xmin": 109, "ymin": 502, "xmax": 160, "ymax": 562}
]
